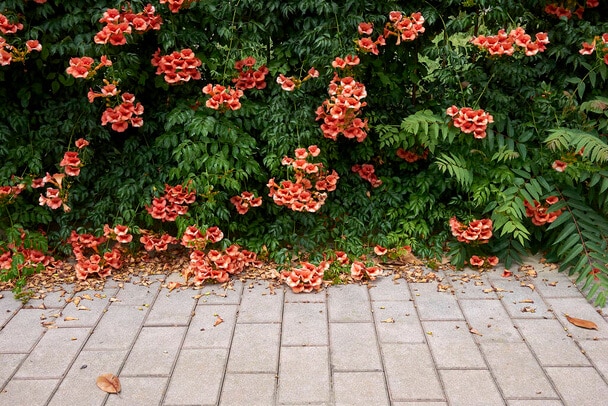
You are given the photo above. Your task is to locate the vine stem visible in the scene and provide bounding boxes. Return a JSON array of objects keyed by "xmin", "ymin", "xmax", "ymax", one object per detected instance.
[
  {"xmin": 473, "ymin": 72, "xmax": 495, "ymax": 108},
  {"xmin": 222, "ymin": 0, "xmax": 242, "ymax": 80}
]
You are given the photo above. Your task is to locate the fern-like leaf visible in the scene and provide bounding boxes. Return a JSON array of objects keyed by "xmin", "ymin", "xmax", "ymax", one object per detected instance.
[{"xmin": 545, "ymin": 128, "xmax": 608, "ymax": 165}]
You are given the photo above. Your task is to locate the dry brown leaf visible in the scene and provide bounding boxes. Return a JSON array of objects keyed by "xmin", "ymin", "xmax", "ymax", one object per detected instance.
[
  {"xmin": 469, "ymin": 328, "xmax": 483, "ymax": 336},
  {"xmin": 519, "ymin": 299, "xmax": 534, "ymax": 303},
  {"xmin": 167, "ymin": 281, "xmax": 181, "ymax": 292},
  {"xmin": 565, "ymin": 314, "xmax": 599, "ymax": 330},
  {"xmin": 72, "ymin": 297, "xmax": 81, "ymax": 307},
  {"xmin": 521, "ymin": 306, "xmax": 536, "ymax": 313},
  {"xmin": 213, "ymin": 316, "xmax": 224, "ymax": 327},
  {"xmin": 96, "ymin": 373, "xmax": 121, "ymax": 394},
  {"xmin": 381, "ymin": 317, "xmax": 395, "ymax": 323},
  {"xmin": 82, "ymin": 294, "xmax": 93, "ymax": 300},
  {"xmin": 64, "ymin": 316, "xmax": 79, "ymax": 321}
]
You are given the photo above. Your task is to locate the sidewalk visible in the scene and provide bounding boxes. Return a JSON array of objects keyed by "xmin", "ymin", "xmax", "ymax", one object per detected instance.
[{"xmin": 1, "ymin": 257, "xmax": 608, "ymax": 405}]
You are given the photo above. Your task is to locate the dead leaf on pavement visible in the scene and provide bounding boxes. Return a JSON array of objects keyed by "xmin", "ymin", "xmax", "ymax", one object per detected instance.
[
  {"xmin": 167, "ymin": 281, "xmax": 181, "ymax": 292},
  {"xmin": 96, "ymin": 373, "xmax": 121, "ymax": 394},
  {"xmin": 565, "ymin": 314, "xmax": 598, "ymax": 330},
  {"xmin": 64, "ymin": 316, "xmax": 79, "ymax": 321},
  {"xmin": 381, "ymin": 317, "xmax": 395, "ymax": 323},
  {"xmin": 72, "ymin": 296, "xmax": 81, "ymax": 307},
  {"xmin": 469, "ymin": 327, "xmax": 483, "ymax": 336},
  {"xmin": 82, "ymin": 294, "xmax": 93, "ymax": 301},
  {"xmin": 213, "ymin": 316, "xmax": 224, "ymax": 327}
]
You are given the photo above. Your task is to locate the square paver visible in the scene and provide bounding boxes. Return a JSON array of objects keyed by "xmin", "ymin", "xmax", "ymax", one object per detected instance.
[
  {"xmin": 281, "ymin": 302, "xmax": 328, "ymax": 346},
  {"xmin": 121, "ymin": 326, "xmax": 187, "ymax": 376},
  {"xmin": 227, "ymin": 323, "xmax": 280, "ymax": 373},
  {"xmin": 220, "ymin": 373, "xmax": 276, "ymax": 405},
  {"xmin": 330, "ymin": 323, "xmax": 382, "ymax": 371},
  {"xmin": 373, "ymin": 301, "xmax": 425, "ymax": 343},
  {"xmin": 439, "ymin": 369, "xmax": 503, "ymax": 405},
  {"xmin": 278, "ymin": 346, "xmax": 331, "ymax": 404},
  {"xmin": 382, "ymin": 343, "xmax": 444, "ymax": 401},
  {"xmin": 328, "ymin": 285, "xmax": 372, "ymax": 323},
  {"xmin": 422, "ymin": 320, "xmax": 486, "ymax": 368},
  {"xmin": 237, "ymin": 287, "xmax": 283, "ymax": 323},
  {"xmin": 183, "ymin": 304, "xmax": 238, "ymax": 348},
  {"xmin": 546, "ymin": 366, "xmax": 608, "ymax": 405},
  {"xmin": 333, "ymin": 371, "xmax": 390, "ymax": 405},
  {"xmin": 164, "ymin": 348, "xmax": 227, "ymax": 405},
  {"xmin": 53, "ymin": 291, "xmax": 110, "ymax": 328}
]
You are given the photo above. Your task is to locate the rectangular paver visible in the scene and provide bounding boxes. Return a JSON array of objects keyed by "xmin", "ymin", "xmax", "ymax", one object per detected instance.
[
  {"xmin": 183, "ymin": 304, "xmax": 238, "ymax": 349},
  {"xmin": 227, "ymin": 323, "xmax": 280, "ymax": 373},
  {"xmin": 459, "ymin": 299, "xmax": 522, "ymax": 342},
  {"xmin": 84, "ymin": 305, "xmax": 147, "ymax": 350},
  {"xmin": 0, "ymin": 378, "xmax": 58, "ymax": 406},
  {"xmin": 145, "ymin": 290, "xmax": 197, "ymax": 326},
  {"xmin": 488, "ymin": 276, "xmax": 554, "ymax": 319},
  {"xmin": 0, "ymin": 292, "xmax": 22, "ymax": 327},
  {"xmin": 373, "ymin": 301, "xmax": 425, "ymax": 343},
  {"xmin": 333, "ymin": 371, "xmax": 390, "ymax": 405},
  {"xmin": 330, "ymin": 322, "xmax": 382, "ymax": 371},
  {"xmin": 0, "ymin": 309, "xmax": 46, "ymax": 353},
  {"xmin": 278, "ymin": 346, "xmax": 331, "ymax": 404},
  {"xmin": 368, "ymin": 276, "xmax": 411, "ymax": 301},
  {"xmin": 281, "ymin": 302, "xmax": 328, "ymax": 346},
  {"xmin": 544, "ymin": 297, "xmax": 608, "ymax": 340},
  {"xmin": 411, "ymin": 283, "xmax": 464, "ymax": 320},
  {"xmin": 439, "ymin": 369, "xmax": 503, "ymax": 406},
  {"xmin": 422, "ymin": 320, "xmax": 486, "ymax": 369},
  {"xmin": 121, "ymin": 326, "xmax": 187, "ymax": 376},
  {"xmin": 546, "ymin": 366, "xmax": 608, "ymax": 406},
  {"xmin": 237, "ymin": 287, "xmax": 283, "ymax": 323},
  {"xmin": 328, "ymin": 285, "xmax": 372, "ymax": 322},
  {"xmin": 220, "ymin": 373, "xmax": 276, "ymax": 405},
  {"xmin": 105, "ymin": 376, "xmax": 167, "ymax": 406},
  {"xmin": 195, "ymin": 280, "xmax": 243, "ymax": 305},
  {"xmin": 0, "ymin": 353, "xmax": 25, "ymax": 387}
]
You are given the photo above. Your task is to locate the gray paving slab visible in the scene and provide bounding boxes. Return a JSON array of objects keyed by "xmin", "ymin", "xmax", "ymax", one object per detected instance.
[
  {"xmin": 459, "ymin": 299, "xmax": 523, "ymax": 342},
  {"xmin": 382, "ymin": 343, "xmax": 444, "ymax": 401},
  {"xmin": 104, "ymin": 376, "xmax": 167, "ymax": 406},
  {"xmin": 439, "ymin": 369, "xmax": 504, "ymax": 406},
  {"xmin": 534, "ymin": 269, "xmax": 581, "ymax": 298},
  {"xmin": 480, "ymin": 342, "xmax": 558, "ymax": 399},
  {"xmin": 284, "ymin": 287, "xmax": 326, "ymax": 303},
  {"xmin": 488, "ymin": 276, "xmax": 554, "ymax": 319},
  {"xmin": 546, "ymin": 366, "xmax": 608, "ymax": 406},
  {"xmin": 0, "ymin": 291, "xmax": 22, "ymax": 327},
  {"xmin": 545, "ymin": 297, "xmax": 608, "ymax": 340},
  {"xmin": 448, "ymin": 271, "xmax": 497, "ymax": 299},
  {"xmin": 227, "ymin": 323, "xmax": 280, "ymax": 373},
  {"xmin": 24, "ymin": 287, "xmax": 70, "ymax": 310},
  {"xmin": 0, "ymin": 378, "xmax": 58, "ymax": 406},
  {"xmin": 52, "ymin": 290, "xmax": 110, "ymax": 328},
  {"xmin": 195, "ymin": 280, "xmax": 244, "ymax": 305},
  {"xmin": 0, "ymin": 308, "xmax": 46, "ymax": 353},
  {"xmin": 327, "ymin": 284, "xmax": 372, "ymax": 322},
  {"xmin": 121, "ymin": 326, "xmax": 187, "ymax": 376},
  {"xmin": 281, "ymin": 302, "xmax": 328, "ymax": 346},
  {"xmin": 277, "ymin": 346, "xmax": 331, "ymax": 404},
  {"xmin": 0, "ymin": 353, "xmax": 25, "ymax": 387},
  {"xmin": 183, "ymin": 304, "xmax": 238, "ymax": 348},
  {"xmin": 112, "ymin": 279, "xmax": 160, "ymax": 306},
  {"xmin": 48, "ymin": 349, "xmax": 127, "ymax": 406},
  {"xmin": 84, "ymin": 304, "xmax": 147, "ymax": 350},
  {"xmin": 333, "ymin": 371, "xmax": 390, "ymax": 405},
  {"xmin": 144, "ymin": 289, "xmax": 197, "ymax": 326},
  {"xmin": 578, "ymin": 339, "xmax": 608, "ymax": 379},
  {"xmin": 220, "ymin": 373, "xmax": 276, "ymax": 405},
  {"xmin": 368, "ymin": 276, "xmax": 412, "ymax": 301},
  {"xmin": 329, "ymin": 322, "xmax": 382, "ymax": 371},
  {"xmin": 14, "ymin": 327, "xmax": 89, "ymax": 378},
  {"xmin": 237, "ymin": 285, "xmax": 283, "ymax": 323},
  {"xmin": 507, "ymin": 401, "xmax": 564, "ymax": 406},
  {"xmin": 373, "ymin": 300, "xmax": 426, "ymax": 343},
  {"xmin": 422, "ymin": 320, "xmax": 486, "ymax": 369},
  {"xmin": 164, "ymin": 348, "xmax": 227, "ymax": 405},
  {"xmin": 411, "ymin": 283, "xmax": 464, "ymax": 320}
]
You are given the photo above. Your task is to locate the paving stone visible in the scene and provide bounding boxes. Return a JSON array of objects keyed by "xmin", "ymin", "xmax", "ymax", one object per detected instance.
[
  {"xmin": 48, "ymin": 349, "xmax": 127, "ymax": 406},
  {"xmin": 14, "ymin": 327, "xmax": 89, "ymax": 378},
  {"xmin": 422, "ymin": 320, "xmax": 486, "ymax": 369},
  {"xmin": 25, "ymin": 287, "xmax": 71, "ymax": 310},
  {"xmin": 112, "ymin": 280, "xmax": 160, "ymax": 306},
  {"xmin": 480, "ymin": 342, "xmax": 557, "ymax": 399},
  {"xmin": 373, "ymin": 301, "xmax": 425, "ymax": 343},
  {"xmin": 382, "ymin": 343, "xmax": 444, "ymax": 401},
  {"xmin": 195, "ymin": 280, "xmax": 243, "ymax": 305},
  {"xmin": 411, "ymin": 283, "xmax": 464, "ymax": 320},
  {"xmin": 534, "ymin": 270, "xmax": 581, "ymax": 298},
  {"xmin": 578, "ymin": 340, "xmax": 608, "ymax": 379},
  {"xmin": 220, "ymin": 373, "xmax": 276, "ymax": 405},
  {"xmin": 327, "ymin": 284, "xmax": 372, "ymax": 323},
  {"xmin": 368, "ymin": 276, "xmax": 411, "ymax": 301},
  {"xmin": 84, "ymin": 305, "xmax": 147, "ymax": 350},
  {"xmin": 0, "ymin": 291, "xmax": 21, "ymax": 327},
  {"xmin": 393, "ymin": 402, "xmax": 448, "ymax": 406},
  {"xmin": 227, "ymin": 323, "xmax": 280, "ymax": 373},
  {"xmin": 121, "ymin": 326, "xmax": 187, "ymax": 376},
  {"xmin": 329, "ymin": 323, "xmax": 382, "ymax": 371},
  {"xmin": 487, "ymin": 277, "xmax": 554, "ymax": 319},
  {"xmin": 105, "ymin": 376, "xmax": 167, "ymax": 406},
  {"xmin": 0, "ymin": 353, "xmax": 25, "ymax": 387},
  {"xmin": 281, "ymin": 302, "xmax": 328, "ymax": 346},
  {"xmin": 284, "ymin": 287, "xmax": 326, "ymax": 303},
  {"xmin": 333, "ymin": 371, "xmax": 390, "ymax": 405},
  {"xmin": 546, "ymin": 366, "xmax": 608, "ymax": 406},
  {"xmin": 450, "ymin": 273, "xmax": 498, "ymax": 299},
  {"xmin": 237, "ymin": 286, "xmax": 283, "ymax": 323},
  {"xmin": 145, "ymin": 290, "xmax": 197, "ymax": 326},
  {"xmin": 52, "ymin": 291, "xmax": 110, "ymax": 328},
  {"xmin": 183, "ymin": 304, "xmax": 237, "ymax": 349},
  {"xmin": 278, "ymin": 346, "xmax": 331, "ymax": 404},
  {"xmin": 0, "ymin": 309, "xmax": 46, "ymax": 353},
  {"xmin": 439, "ymin": 369, "xmax": 504, "ymax": 406},
  {"xmin": 544, "ymin": 297, "xmax": 608, "ymax": 340},
  {"xmin": 0, "ymin": 378, "xmax": 58, "ymax": 406},
  {"xmin": 507, "ymin": 400, "xmax": 563, "ymax": 406},
  {"xmin": 164, "ymin": 348, "xmax": 227, "ymax": 405},
  {"xmin": 515, "ymin": 319, "xmax": 590, "ymax": 366},
  {"xmin": 459, "ymin": 299, "xmax": 522, "ymax": 342}
]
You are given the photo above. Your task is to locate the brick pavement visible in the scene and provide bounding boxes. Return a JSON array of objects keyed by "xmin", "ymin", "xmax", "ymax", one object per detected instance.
[{"xmin": 1, "ymin": 257, "xmax": 608, "ymax": 405}]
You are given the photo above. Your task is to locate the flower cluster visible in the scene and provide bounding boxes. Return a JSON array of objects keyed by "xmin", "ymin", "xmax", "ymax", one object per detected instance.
[
  {"xmin": 579, "ymin": 33, "xmax": 608, "ymax": 66},
  {"xmin": 0, "ymin": 13, "xmax": 23, "ymax": 34},
  {"xmin": 446, "ymin": 105, "xmax": 494, "ymax": 139},
  {"xmin": 94, "ymin": 5, "xmax": 162, "ymax": 46},
  {"xmin": 233, "ymin": 57, "xmax": 269, "ymax": 90},
  {"xmin": 352, "ymin": 164, "xmax": 382, "ymax": 188},
  {"xmin": 396, "ymin": 147, "xmax": 429, "ymax": 163},
  {"xmin": 68, "ymin": 230, "xmax": 125, "ymax": 280},
  {"xmin": 471, "ymin": 28, "xmax": 549, "ymax": 57},
  {"xmin": 202, "ymin": 84, "xmax": 243, "ymax": 111},
  {"xmin": 0, "ymin": 37, "xmax": 41, "ymax": 66},
  {"xmin": 0, "ymin": 231, "xmax": 53, "ymax": 274},
  {"xmin": 545, "ymin": 1, "xmax": 599, "ymax": 20},
  {"xmin": 181, "ymin": 225, "xmax": 259, "ymax": 284},
  {"xmin": 59, "ymin": 151, "xmax": 82, "ymax": 176},
  {"xmin": 230, "ymin": 191, "xmax": 262, "ymax": 215},
  {"xmin": 469, "ymin": 255, "xmax": 499, "ymax": 269},
  {"xmin": 276, "ymin": 67, "xmax": 319, "ymax": 91},
  {"xmin": 159, "ymin": 0, "xmax": 198, "ymax": 13},
  {"xmin": 66, "ymin": 56, "xmax": 112, "ymax": 79},
  {"xmin": 145, "ymin": 184, "xmax": 196, "ymax": 221},
  {"xmin": 267, "ymin": 146, "xmax": 339, "ymax": 212},
  {"xmin": 356, "ymin": 23, "xmax": 385, "ymax": 55},
  {"xmin": 151, "ymin": 48, "xmax": 201, "ymax": 84},
  {"xmin": 357, "ymin": 11, "xmax": 425, "ymax": 54},
  {"xmin": 103, "ymin": 224, "xmax": 133, "ymax": 244},
  {"xmin": 316, "ymin": 68, "xmax": 368, "ymax": 142},
  {"xmin": 524, "ymin": 196, "xmax": 563, "ymax": 226},
  {"xmin": 281, "ymin": 261, "xmax": 329, "ymax": 293},
  {"xmin": 139, "ymin": 231, "xmax": 178, "ymax": 252},
  {"xmin": 349, "ymin": 261, "xmax": 382, "ymax": 281},
  {"xmin": 449, "ymin": 217, "xmax": 493, "ymax": 244},
  {"xmin": 100, "ymin": 92, "xmax": 144, "ymax": 132}
]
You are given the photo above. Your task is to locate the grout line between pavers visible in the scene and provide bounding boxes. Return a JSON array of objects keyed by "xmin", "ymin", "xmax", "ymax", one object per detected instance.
[
  {"xmin": 366, "ymin": 282, "xmax": 392, "ymax": 405},
  {"xmin": 214, "ymin": 279, "xmax": 245, "ymax": 406}
]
